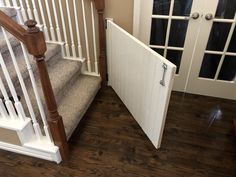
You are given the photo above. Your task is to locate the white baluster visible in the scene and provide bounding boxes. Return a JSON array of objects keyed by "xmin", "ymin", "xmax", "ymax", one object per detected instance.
[
  {"xmin": 16, "ymin": 6, "xmax": 24, "ymax": 24},
  {"xmin": 0, "ymin": 99, "xmax": 8, "ymax": 118},
  {"xmin": 12, "ymin": 0, "xmax": 17, "ymax": 7},
  {"xmin": 25, "ymin": 0, "xmax": 33, "ymax": 19},
  {"xmin": 52, "ymin": 0, "xmax": 62, "ymax": 41},
  {"xmin": 22, "ymin": 44, "xmax": 53, "ymax": 142},
  {"xmin": 91, "ymin": 1, "xmax": 98, "ymax": 74},
  {"xmin": 58, "ymin": 0, "xmax": 70, "ymax": 56},
  {"xmin": 2, "ymin": 28, "xmax": 43, "ymax": 139},
  {"xmin": 45, "ymin": 0, "xmax": 56, "ymax": 41},
  {"xmin": 0, "ymin": 52, "xmax": 25, "ymax": 121},
  {"xmin": 0, "ymin": 76, "xmax": 17, "ymax": 119},
  {"xmin": 0, "ymin": 0, "xmax": 6, "ymax": 6},
  {"xmin": 73, "ymin": 0, "xmax": 83, "ymax": 59},
  {"xmin": 19, "ymin": 0, "xmax": 28, "ymax": 22},
  {"xmin": 31, "ymin": 0, "xmax": 40, "ymax": 23},
  {"xmin": 38, "ymin": 0, "xmax": 49, "ymax": 41},
  {"xmin": 82, "ymin": 0, "xmax": 91, "ymax": 72},
  {"xmin": 5, "ymin": 0, "xmax": 10, "ymax": 6},
  {"xmin": 66, "ymin": 0, "xmax": 76, "ymax": 57},
  {"xmin": 2, "ymin": 28, "xmax": 34, "ymax": 121}
]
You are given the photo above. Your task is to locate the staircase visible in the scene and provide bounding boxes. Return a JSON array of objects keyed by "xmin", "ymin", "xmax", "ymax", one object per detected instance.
[{"xmin": 0, "ymin": 0, "xmax": 106, "ymax": 164}]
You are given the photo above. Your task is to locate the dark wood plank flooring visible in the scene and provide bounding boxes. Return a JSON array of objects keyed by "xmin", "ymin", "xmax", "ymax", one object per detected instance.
[{"xmin": 0, "ymin": 86, "xmax": 236, "ymax": 177}]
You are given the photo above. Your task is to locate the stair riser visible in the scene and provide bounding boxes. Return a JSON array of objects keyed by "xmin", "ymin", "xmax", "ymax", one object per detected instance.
[
  {"xmin": 9, "ymin": 60, "xmax": 81, "ymax": 127},
  {"xmin": 54, "ymin": 64, "xmax": 82, "ymax": 104},
  {"xmin": 7, "ymin": 53, "xmax": 63, "ymax": 116},
  {"xmin": 0, "ymin": 44, "xmax": 62, "ymax": 91}
]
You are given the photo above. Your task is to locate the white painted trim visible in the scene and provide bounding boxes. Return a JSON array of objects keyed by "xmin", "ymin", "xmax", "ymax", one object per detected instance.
[
  {"xmin": 63, "ymin": 57, "xmax": 86, "ymax": 62},
  {"xmin": 0, "ymin": 141, "xmax": 61, "ymax": 163},
  {"xmin": 45, "ymin": 41, "xmax": 85, "ymax": 62},
  {"xmin": 82, "ymin": 71, "xmax": 100, "ymax": 77},
  {"xmin": 0, "ymin": 118, "xmax": 30, "ymax": 131},
  {"xmin": 133, "ymin": 0, "xmax": 141, "ymax": 37},
  {"xmin": 46, "ymin": 41, "xmax": 65, "ymax": 46}
]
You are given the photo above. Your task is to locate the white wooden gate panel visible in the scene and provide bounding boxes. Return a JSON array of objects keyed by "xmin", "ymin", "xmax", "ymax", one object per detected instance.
[{"xmin": 106, "ymin": 20, "xmax": 176, "ymax": 148}]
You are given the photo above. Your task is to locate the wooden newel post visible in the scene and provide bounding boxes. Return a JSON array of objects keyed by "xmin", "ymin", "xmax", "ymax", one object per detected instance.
[
  {"xmin": 25, "ymin": 20, "xmax": 69, "ymax": 160},
  {"xmin": 94, "ymin": 0, "xmax": 107, "ymax": 85}
]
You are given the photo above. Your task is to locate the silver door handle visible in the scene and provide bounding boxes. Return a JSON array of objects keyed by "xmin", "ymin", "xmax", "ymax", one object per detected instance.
[
  {"xmin": 160, "ymin": 63, "xmax": 167, "ymax": 86},
  {"xmin": 205, "ymin": 13, "xmax": 213, "ymax": 20},
  {"xmin": 191, "ymin": 12, "xmax": 200, "ymax": 20}
]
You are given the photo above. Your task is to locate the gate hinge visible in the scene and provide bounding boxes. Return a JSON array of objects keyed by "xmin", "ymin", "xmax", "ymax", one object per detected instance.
[
  {"xmin": 105, "ymin": 18, "xmax": 113, "ymax": 30},
  {"xmin": 105, "ymin": 19, "xmax": 107, "ymax": 29},
  {"xmin": 106, "ymin": 73, "xmax": 109, "ymax": 81}
]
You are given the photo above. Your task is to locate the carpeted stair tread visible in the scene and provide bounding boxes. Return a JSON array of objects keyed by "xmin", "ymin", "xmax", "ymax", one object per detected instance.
[
  {"xmin": 0, "ymin": 43, "xmax": 61, "ymax": 88},
  {"xmin": 58, "ymin": 75, "xmax": 101, "ymax": 139},
  {"xmin": 47, "ymin": 59, "xmax": 82, "ymax": 103},
  {"xmin": 20, "ymin": 58, "xmax": 82, "ymax": 119}
]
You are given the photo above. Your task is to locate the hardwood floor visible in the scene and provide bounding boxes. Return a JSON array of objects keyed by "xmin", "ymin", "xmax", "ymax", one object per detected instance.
[{"xmin": 0, "ymin": 86, "xmax": 236, "ymax": 177}]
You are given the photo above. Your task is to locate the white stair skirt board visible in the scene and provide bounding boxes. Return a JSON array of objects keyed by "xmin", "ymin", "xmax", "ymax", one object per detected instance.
[
  {"xmin": 0, "ymin": 140, "xmax": 61, "ymax": 163},
  {"xmin": 0, "ymin": 118, "xmax": 61, "ymax": 163},
  {"xmin": 106, "ymin": 20, "xmax": 176, "ymax": 149},
  {"xmin": 0, "ymin": 118, "xmax": 34, "ymax": 145}
]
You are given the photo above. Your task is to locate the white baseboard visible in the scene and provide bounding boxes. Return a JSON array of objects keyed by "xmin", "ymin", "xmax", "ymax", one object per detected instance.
[{"xmin": 0, "ymin": 140, "xmax": 61, "ymax": 163}]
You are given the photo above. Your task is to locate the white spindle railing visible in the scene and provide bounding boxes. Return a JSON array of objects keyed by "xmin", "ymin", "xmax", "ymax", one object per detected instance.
[
  {"xmin": 31, "ymin": 0, "xmax": 40, "ymax": 23},
  {"xmin": 0, "ymin": 0, "xmax": 6, "ymax": 6},
  {"xmin": 58, "ymin": 0, "xmax": 70, "ymax": 56},
  {"xmin": 2, "ymin": 27, "xmax": 44, "ymax": 140},
  {"xmin": 0, "ymin": 26, "xmax": 53, "ymax": 143},
  {"xmin": 25, "ymin": 0, "xmax": 33, "ymax": 19},
  {"xmin": 0, "ymin": 52, "xmax": 26, "ymax": 121},
  {"xmin": 73, "ymin": 0, "xmax": 83, "ymax": 59},
  {"xmin": 0, "ymin": 98, "xmax": 8, "ymax": 118},
  {"xmin": 19, "ymin": 0, "xmax": 27, "ymax": 22},
  {"xmin": 45, "ymin": 0, "xmax": 56, "ymax": 41},
  {"xmin": 12, "ymin": 0, "xmax": 17, "ymax": 7},
  {"xmin": 38, "ymin": 0, "xmax": 49, "ymax": 41},
  {"xmin": 91, "ymin": 1, "xmax": 98, "ymax": 74},
  {"xmin": 5, "ymin": 0, "xmax": 10, "ymax": 7},
  {"xmin": 82, "ymin": 0, "xmax": 92, "ymax": 72},
  {"xmin": 0, "ymin": 74, "xmax": 17, "ymax": 119},
  {"xmin": 0, "ymin": 0, "xmax": 99, "ymax": 74},
  {"xmin": 52, "ymin": 0, "xmax": 62, "ymax": 42},
  {"xmin": 65, "ymin": 0, "xmax": 76, "ymax": 57}
]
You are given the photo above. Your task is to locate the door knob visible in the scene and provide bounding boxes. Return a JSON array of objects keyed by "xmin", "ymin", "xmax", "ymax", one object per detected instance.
[
  {"xmin": 205, "ymin": 13, "xmax": 213, "ymax": 20},
  {"xmin": 191, "ymin": 12, "xmax": 200, "ymax": 20}
]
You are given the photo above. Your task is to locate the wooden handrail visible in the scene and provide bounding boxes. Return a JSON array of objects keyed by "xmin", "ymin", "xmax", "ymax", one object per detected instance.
[
  {"xmin": 94, "ymin": 0, "xmax": 107, "ymax": 85},
  {"xmin": 0, "ymin": 10, "xmax": 26, "ymax": 42},
  {"xmin": 0, "ymin": 10, "xmax": 69, "ymax": 160},
  {"xmin": 0, "ymin": 11, "xmax": 46, "ymax": 57}
]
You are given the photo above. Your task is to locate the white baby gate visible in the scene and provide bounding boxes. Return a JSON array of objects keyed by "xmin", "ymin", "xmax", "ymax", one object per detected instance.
[{"xmin": 106, "ymin": 20, "xmax": 176, "ymax": 148}]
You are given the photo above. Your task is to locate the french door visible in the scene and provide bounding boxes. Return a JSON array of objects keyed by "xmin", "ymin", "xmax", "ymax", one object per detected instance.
[{"xmin": 134, "ymin": 0, "xmax": 236, "ymax": 100}]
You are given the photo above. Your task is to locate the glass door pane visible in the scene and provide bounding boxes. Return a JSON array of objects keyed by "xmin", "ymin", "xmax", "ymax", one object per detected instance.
[
  {"xmin": 215, "ymin": 0, "xmax": 236, "ymax": 19},
  {"xmin": 150, "ymin": 0, "xmax": 193, "ymax": 73},
  {"xmin": 186, "ymin": 0, "xmax": 236, "ymax": 100}
]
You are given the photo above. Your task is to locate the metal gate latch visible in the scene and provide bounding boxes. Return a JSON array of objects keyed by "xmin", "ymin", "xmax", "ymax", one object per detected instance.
[{"xmin": 160, "ymin": 63, "xmax": 167, "ymax": 86}]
